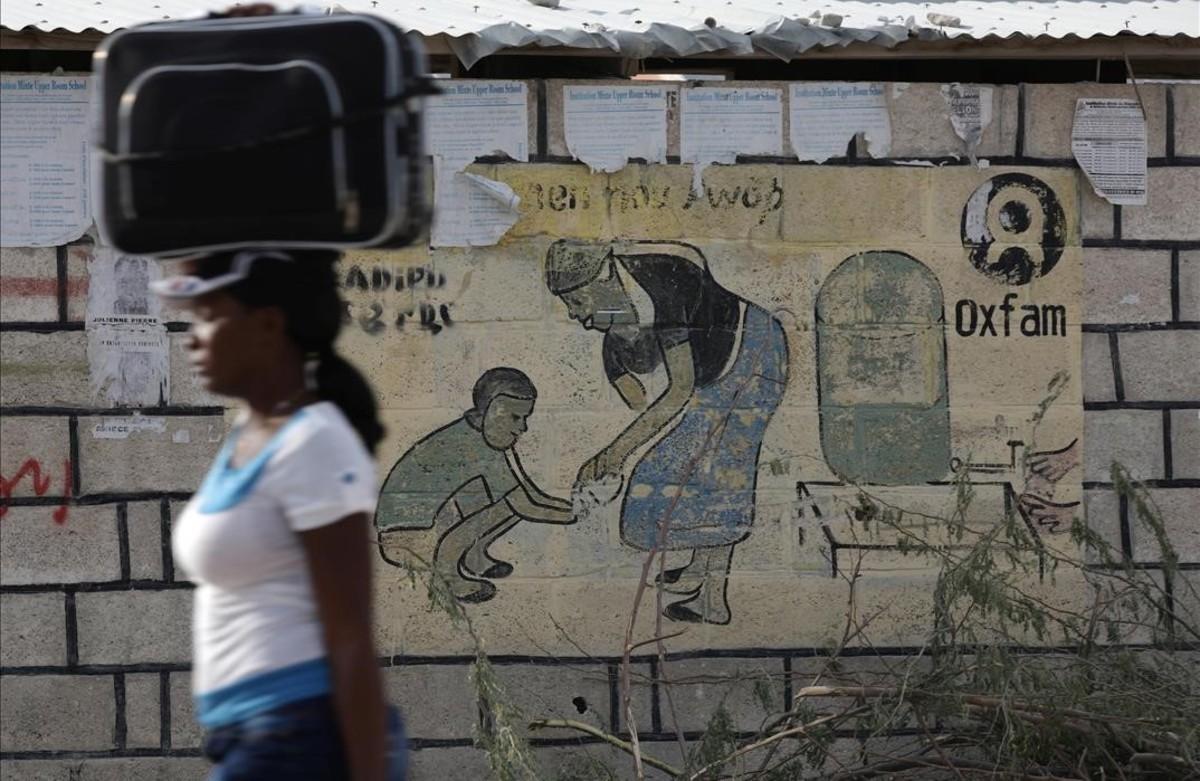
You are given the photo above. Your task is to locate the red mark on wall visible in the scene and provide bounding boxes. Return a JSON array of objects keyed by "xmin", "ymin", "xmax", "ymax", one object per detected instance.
[
  {"xmin": 0, "ymin": 458, "xmax": 72, "ymax": 523},
  {"xmin": 0, "ymin": 276, "xmax": 89, "ymax": 298}
]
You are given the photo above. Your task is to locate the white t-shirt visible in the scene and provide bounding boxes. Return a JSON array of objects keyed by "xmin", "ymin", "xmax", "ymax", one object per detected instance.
[{"xmin": 173, "ymin": 402, "xmax": 377, "ymax": 727}]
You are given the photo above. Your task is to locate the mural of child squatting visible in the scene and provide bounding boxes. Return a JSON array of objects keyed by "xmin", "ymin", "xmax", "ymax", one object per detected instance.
[
  {"xmin": 374, "ymin": 368, "xmax": 573, "ymax": 603},
  {"xmin": 546, "ymin": 240, "xmax": 789, "ymax": 625}
]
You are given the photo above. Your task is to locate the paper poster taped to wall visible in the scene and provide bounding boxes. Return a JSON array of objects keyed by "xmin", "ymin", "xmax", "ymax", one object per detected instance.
[
  {"xmin": 790, "ymin": 82, "xmax": 891, "ymax": 162},
  {"xmin": 563, "ymin": 85, "xmax": 669, "ymax": 172},
  {"xmin": 0, "ymin": 75, "xmax": 91, "ymax": 247},
  {"xmin": 1071, "ymin": 98, "xmax": 1147, "ymax": 206},
  {"xmin": 680, "ymin": 86, "xmax": 783, "ymax": 194},
  {"xmin": 425, "ymin": 80, "xmax": 529, "ymax": 246},
  {"xmin": 941, "ymin": 83, "xmax": 993, "ymax": 162},
  {"xmin": 85, "ymin": 246, "xmax": 169, "ymax": 406}
]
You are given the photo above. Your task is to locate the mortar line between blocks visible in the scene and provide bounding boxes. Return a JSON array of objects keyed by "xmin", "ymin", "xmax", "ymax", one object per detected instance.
[
  {"xmin": 1118, "ymin": 492, "xmax": 1133, "ymax": 561},
  {"xmin": 1171, "ymin": 249, "xmax": 1181, "ymax": 322},
  {"xmin": 606, "ymin": 661, "xmax": 620, "ymax": 734},
  {"xmin": 1108, "ymin": 332, "xmax": 1125, "ymax": 401},
  {"xmin": 1162, "ymin": 409, "xmax": 1174, "ymax": 480},
  {"xmin": 160, "ymin": 670, "xmax": 172, "ymax": 750},
  {"xmin": 55, "ymin": 245, "xmax": 69, "ymax": 323},
  {"xmin": 535, "ymin": 79, "xmax": 548, "ymax": 161},
  {"xmin": 780, "ymin": 655, "xmax": 793, "ymax": 714},
  {"xmin": 68, "ymin": 416, "xmax": 81, "ymax": 500},
  {"xmin": 648, "ymin": 657, "xmax": 662, "ymax": 734},
  {"xmin": 1015, "ymin": 84, "xmax": 1026, "ymax": 158},
  {"xmin": 64, "ymin": 590, "xmax": 79, "ymax": 668},
  {"xmin": 160, "ymin": 498, "xmax": 175, "ymax": 583},
  {"xmin": 117, "ymin": 502, "xmax": 131, "ymax": 582},
  {"xmin": 114, "ymin": 672, "xmax": 128, "ymax": 750},
  {"xmin": 1166, "ymin": 86, "xmax": 1176, "ymax": 162}
]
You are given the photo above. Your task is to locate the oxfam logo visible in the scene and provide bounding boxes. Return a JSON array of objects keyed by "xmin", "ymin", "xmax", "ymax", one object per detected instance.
[{"xmin": 960, "ymin": 173, "xmax": 1067, "ymax": 285}]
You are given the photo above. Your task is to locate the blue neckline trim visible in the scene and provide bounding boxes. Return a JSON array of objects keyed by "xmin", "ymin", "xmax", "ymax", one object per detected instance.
[
  {"xmin": 196, "ymin": 409, "xmax": 309, "ymax": 514},
  {"xmin": 196, "ymin": 657, "xmax": 331, "ymax": 728}
]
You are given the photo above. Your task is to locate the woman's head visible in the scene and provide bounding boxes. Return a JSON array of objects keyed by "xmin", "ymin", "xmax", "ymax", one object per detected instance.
[
  {"xmin": 158, "ymin": 249, "xmax": 384, "ymax": 453},
  {"xmin": 464, "ymin": 367, "xmax": 537, "ymax": 450},
  {"xmin": 544, "ymin": 240, "xmax": 634, "ymax": 332}
]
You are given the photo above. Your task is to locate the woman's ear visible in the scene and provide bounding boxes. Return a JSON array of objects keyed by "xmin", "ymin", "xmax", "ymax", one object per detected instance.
[{"xmin": 254, "ymin": 304, "xmax": 289, "ymax": 338}]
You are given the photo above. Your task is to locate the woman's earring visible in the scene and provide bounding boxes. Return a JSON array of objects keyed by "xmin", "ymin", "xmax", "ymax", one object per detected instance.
[{"xmin": 303, "ymin": 354, "xmax": 320, "ymax": 392}]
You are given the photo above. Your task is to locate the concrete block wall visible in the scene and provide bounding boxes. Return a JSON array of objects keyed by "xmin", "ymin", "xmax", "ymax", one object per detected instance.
[{"xmin": 2, "ymin": 80, "xmax": 1198, "ymax": 780}]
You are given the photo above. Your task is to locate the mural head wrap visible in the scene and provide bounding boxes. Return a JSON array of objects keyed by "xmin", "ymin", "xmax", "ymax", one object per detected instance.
[{"xmin": 544, "ymin": 240, "xmax": 614, "ymax": 295}]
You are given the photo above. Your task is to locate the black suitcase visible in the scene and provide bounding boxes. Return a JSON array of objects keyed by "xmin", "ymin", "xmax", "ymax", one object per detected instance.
[{"xmin": 91, "ymin": 12, "xmax": 433, "ymax": 256}]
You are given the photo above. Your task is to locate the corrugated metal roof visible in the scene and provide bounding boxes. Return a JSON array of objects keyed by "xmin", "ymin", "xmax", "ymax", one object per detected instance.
[{"xmin": 2, "ymin": 0, "xmax": 1198, "ymax": 66}]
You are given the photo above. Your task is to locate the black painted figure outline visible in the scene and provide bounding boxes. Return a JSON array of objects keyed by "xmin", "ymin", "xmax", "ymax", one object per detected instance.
[
  {"xmin": 547, "ymin": 239, "xmax": 789, "ymax": 625},
  {"xmin": 374, "ymin": 367, "xmax": 573, "ymax": 603}
]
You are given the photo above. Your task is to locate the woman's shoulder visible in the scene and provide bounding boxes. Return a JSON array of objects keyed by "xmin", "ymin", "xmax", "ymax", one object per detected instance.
[{"xmin": 275, "ymin": 402, "xmax": 372, "ymax": 463}]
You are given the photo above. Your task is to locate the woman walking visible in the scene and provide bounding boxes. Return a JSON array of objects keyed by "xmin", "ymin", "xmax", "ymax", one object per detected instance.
[{"xmin": 155, "ymin": 249, "xmax": 405, "ymax": 780}]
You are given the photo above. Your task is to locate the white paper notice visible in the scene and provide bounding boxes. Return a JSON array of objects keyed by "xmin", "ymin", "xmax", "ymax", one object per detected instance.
[
  {"xmin": 86, "ymin": 248, "xmax": 170, "ymax": 406},
  {"xmin": 431, "ymin": 160, "xmax": 523, "ymax": 247},
  {"xmin": 0, "ymin": 75, "xmax": 91, "ymax": 247},
  {"xmin": 789, "ymin": 82, "xmax": 892, "ymax": 162},
  {"xmin": 941, "ymin": 83, "xmax": 993, "ymax": 161},
  {"xmin": 563, "ymin": 85, "xmax": 668, "ymax": 172},
  {"xmin": 1071, "ymin": 98, "xmax": 1147, "ymax": 206},
  {"xmin": 92, "ymin": 416, "xmax": 167, "ymax": 439},
  {"xmin": 681, "ymin": 87, "xmax": 783, "ymax": 193},
  {"xmin": 425, "ymin": 80, "xmax": 529, "ymax": 167},
  {"xmin": 424, "ymin": 80, "xmax": 529, "ymax": 246}
]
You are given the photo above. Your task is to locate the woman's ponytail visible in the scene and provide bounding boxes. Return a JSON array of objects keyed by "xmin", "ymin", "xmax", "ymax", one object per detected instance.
[
  {"xmin": 229, "ymin": 248, "xmax": 386, "ymax": 454},
  {"xmin": 313, "ymin": 349, "xmax": 385, "ymax": 455}
]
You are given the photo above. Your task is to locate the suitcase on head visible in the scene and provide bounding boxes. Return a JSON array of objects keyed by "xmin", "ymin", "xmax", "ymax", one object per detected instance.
[{"xmin": 91, "ymin": 11, "xmax": 433, "ymax": 256}]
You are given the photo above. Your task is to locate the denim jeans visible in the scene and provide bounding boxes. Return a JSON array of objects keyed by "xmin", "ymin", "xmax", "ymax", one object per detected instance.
[{"xmin": 202, "ymin": 695, "xmax": 407, "ymax": 781}]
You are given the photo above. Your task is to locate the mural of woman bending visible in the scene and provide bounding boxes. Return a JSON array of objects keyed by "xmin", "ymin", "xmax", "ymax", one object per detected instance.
[{"xmin": 546, "ymin": 240, "xmax": 789, "ymax": 625}]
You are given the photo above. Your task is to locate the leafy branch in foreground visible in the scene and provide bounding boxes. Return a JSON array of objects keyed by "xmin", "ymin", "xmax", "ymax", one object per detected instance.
[
  {"xmin": 525, "ymin": 459, "xmax": 1198, "ymax": 780},
  {"xmin": 386, "ymin": 453, "xmax": 1197, "ymax": 779},
  {"xmin": 383, "ymin": 547, "xmax": 541, "ymax": 781}
]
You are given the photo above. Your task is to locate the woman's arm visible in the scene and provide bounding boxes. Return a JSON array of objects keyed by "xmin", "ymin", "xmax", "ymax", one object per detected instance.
[
  {"xmin": 612, "ymin": 373, "xmax": 648, "ymax": 411},
  {"xmin": 579, "ymin": 341, "xmax": 695, "ymax": 483},
  {"xmin": 300, "ymin": 513, "xmax": 388, "ymax": 781}
]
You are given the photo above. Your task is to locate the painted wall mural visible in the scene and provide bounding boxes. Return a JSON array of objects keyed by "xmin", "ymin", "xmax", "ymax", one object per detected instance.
[{"xmin": 350, "ymin": 165, "xmax": 1083, "ymax": 655}]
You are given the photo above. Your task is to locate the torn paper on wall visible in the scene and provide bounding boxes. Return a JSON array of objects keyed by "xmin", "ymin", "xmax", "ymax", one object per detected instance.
[
  {"xmin": 1071, "ymin": 98, "xmax": 1147, "ymax": 206},
  {"xmin": 431, "ymin": 160, "xmax": 523, "ymax": 247},
  {"xmin": 941, "ymin": 83, "xmax": 993, "ymax": 163},
  {"xmin": 86, "ymin": 247, "xmax": 170, "ymax": 406},
  {"xmin": 425, "ymin": 80, "xmax": 529, "ymax": 246},
  {"xmin": 0, "ymin": 75, "xmax": 91, "ymax": 247},
  {"xmin": 680, "ymin": 87, "xmax": 783, "ymax": 195},
  {"xmin": 789, "ymin": 82, "xmax": 891, "ymax": 162},
  {"xmin": 563, "ymin": 85, "xmax": 668, "ymax": 172}
]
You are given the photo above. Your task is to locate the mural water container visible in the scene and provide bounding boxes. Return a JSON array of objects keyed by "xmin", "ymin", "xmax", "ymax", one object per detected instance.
[{"xmin": 816, "ymin": 251, "xmax": 951, "ymax": 485}]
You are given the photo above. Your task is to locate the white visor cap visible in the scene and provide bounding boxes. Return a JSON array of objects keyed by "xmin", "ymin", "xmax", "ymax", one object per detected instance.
[{"xmin": 149, "ymin": 251, "xmax": 293, "ymax": 299}]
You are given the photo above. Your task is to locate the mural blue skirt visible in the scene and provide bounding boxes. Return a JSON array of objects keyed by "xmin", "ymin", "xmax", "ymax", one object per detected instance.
[{"xmin": 621, "ymin": 304, "xmax": 788, "ymax": 551}]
